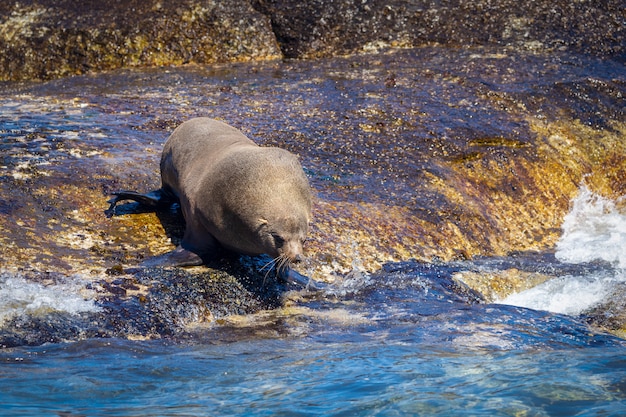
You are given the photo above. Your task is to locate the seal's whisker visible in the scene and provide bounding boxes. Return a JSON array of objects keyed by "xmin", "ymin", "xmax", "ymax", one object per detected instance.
[
  {"xmin": 260, "ymin": 254, "xmax": 293, "ymax": 286},
  {"xmin": 275, "ymin": 255, "xmax": 291, "ymax": 280},
  {"xmin": 279, "ymin": 255, "xmax": 291, "ymax": 274},
  {"xmin": 260, "ymin": 257, "xmax": 279, "ymax": 272},
  {"xmin": 262, "ymin": 255, "xmax": 282, "ymax": 286}
]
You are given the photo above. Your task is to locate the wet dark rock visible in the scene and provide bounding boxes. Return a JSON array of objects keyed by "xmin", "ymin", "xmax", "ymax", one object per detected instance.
[
  {"xmin": 1, "ymin": 0, "xmax": 624, "ymax": 81},
  {"xmin": 0, "ymin": 312, "xmax": 101, "ymax": 348},
  {"xmin": 0, "ymin": 266, "xmax": 287, "ymax": 347},
  {"xmin": 253, "ymin": 0, "xmax": 624, "ymax": 60},
  {"xmin": 584, "ymin": 284, "xmax": 626, "ymax": 339},
  {"xmin": 97, "ymin": 266, "xmax": 285, "ymax": 337},
  {"xmin": 0, "ymin": 0, "xmax": 281, "ymax": 81}
]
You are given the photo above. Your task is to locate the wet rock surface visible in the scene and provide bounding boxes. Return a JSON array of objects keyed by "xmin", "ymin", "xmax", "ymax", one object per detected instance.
[
  {"xmin": 0, "ymin": 45, "xmax": 624, "ymax": 343},
  {"xmin": 5, "ymin": 253, "xmax": 616, "ymax": 348},
  {"xmin": 1, "ymin": 47, "xmax": 623, "ymax": 276},
  {"xmin": 0, "ymin": 264, "xmax": 289, "ymax": 347},
  {"xmin": 1, "ymin": 0, "xmax": 624, "ymax": 81},
  {"xmin": 585, "ymin": 284, "xmax": 626, "ymax": 339}
]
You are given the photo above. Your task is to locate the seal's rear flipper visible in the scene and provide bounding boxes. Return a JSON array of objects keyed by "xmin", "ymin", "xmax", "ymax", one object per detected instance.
[
  {"xmin": 105, "ymin": 190, "xmax": 170, "ymax": 217},
  {"xmin": 140, "ymin": 246, "xmax": 205, "ymax": 268}
]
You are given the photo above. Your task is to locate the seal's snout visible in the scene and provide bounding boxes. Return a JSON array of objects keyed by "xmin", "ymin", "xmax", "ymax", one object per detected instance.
[{"xmin": 280, "ymin": 239, "xmax": 305, "ymax": 264}]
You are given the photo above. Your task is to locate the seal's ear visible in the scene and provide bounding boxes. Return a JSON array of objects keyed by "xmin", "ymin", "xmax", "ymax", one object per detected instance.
[{"xmin": 255, "ymin": 218, "xmax": 269, "ymax": 233}]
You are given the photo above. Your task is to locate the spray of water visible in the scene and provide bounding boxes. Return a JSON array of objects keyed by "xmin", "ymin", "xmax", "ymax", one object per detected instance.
[
  {"xmin": 0, "ymin": 271, "xmax": 101, "ymax": 324},
  {"xmin": 501, "ymin": 186, "xmax": 626, "ymax": 315},
  {"xmin": 555, "ymin": 186, "xmax": 626, "ymax": 269}
]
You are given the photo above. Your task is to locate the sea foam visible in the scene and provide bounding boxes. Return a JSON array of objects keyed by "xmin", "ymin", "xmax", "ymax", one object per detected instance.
[
  {"xmin": 0, "ymin": 271, "xmax": 101, "ymax": 324},
  {"xmin": 555, "ymin": 186, "xmax": 626, "ymax": 269},
  {"xmin": 501, "ymin": 186, "xmax": 626, "ymax": 315}
]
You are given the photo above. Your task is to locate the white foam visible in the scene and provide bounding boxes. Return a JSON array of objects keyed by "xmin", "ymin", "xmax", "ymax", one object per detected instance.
[
  {"xmin": 500, "ymin": 186, "xmax": 626, "ymax": 315},
  {"xmin": 555, "ymin": 186, "xmax": 626, "ymax": 269},
  {"xmin": 500, "ymin": 271, "xmax": 621, "ymax": 316},
  {"xmin": 0, "ymin": 271, "xmax": 101, "ymax": 324}
]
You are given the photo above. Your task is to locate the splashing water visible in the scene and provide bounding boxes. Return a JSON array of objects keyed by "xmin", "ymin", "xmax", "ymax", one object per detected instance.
[
  {"xmin": 501, "ymin": 271, "xmax": 619, "ymax": 316},
  {"xmin": 0, "ymin": 271, "xmax": 101, "ymax": 324},
  {"xmin": 502, "ymin": 187, "xmax": 626, "ymax": 315},
  {"xmin": 556, "ymin": 186, "xmax": 626, "ymax": 269}
]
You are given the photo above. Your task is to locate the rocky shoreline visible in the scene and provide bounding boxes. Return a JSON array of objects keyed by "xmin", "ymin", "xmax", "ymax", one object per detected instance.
[{"xmin": 0, "ymin": 2, "xmax": 624, "ymax": 344}]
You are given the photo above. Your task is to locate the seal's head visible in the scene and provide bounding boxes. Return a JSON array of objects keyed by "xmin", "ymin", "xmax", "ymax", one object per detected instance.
[
  {"xmin": 220, "ymin": 146, "xmax": 312, "ymax": 269},
  {"xmin": 257, "ymin": 212, "xmax": 309, "ymax": 265}
]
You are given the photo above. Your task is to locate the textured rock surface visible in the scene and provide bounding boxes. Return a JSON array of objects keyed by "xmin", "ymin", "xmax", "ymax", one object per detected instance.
[
  {"xmin": 586, "ymin": 284, "xmax": 626, "ymax": 339},
  {"xmin": 0, "ymin": 0, "xmax": 624, "ymax": 342},
  {"xmin": 1, "ymin": 0, "xmax": 624, "ymax": 81},
  {"xmin": 0, "ymin": 0, "xmax": 281, "ymax": 81},
  {"xmin": 1, "ymin": 46, "xmax": 623, "ymax": 279},
  {"xmin": 253, "ymin": 0, "xmax": 625, "ymax": 60}
]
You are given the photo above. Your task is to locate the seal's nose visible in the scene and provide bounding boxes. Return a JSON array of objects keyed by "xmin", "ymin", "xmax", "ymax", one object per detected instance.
[{"xmin": 292, "ymin": 253, "xmax": 304, "ymax": 264}]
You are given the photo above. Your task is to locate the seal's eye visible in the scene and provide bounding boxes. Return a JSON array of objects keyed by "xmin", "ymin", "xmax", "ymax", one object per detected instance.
[{"xmin": 271, "ymin": 233, "xmax": 285, "ymax": 248}]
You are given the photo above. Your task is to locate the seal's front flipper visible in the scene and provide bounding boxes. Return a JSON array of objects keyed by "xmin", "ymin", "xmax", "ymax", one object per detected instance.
[
  {"xmin": 140, "ymin": 246, "xmax": 205, "ymax": 268},
  {"xmin": 280, "ymin": 268, "xmax": 327, "ymax": 292},
  {"xmin": 105, "ymin": 190, "xmax": 169, "ymax": 217}
]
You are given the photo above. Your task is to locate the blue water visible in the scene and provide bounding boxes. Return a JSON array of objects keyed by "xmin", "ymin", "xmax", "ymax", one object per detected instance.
[
  {"xmin": 1, "ymin": 262, "xmax": 626, "ymax": 416},
  {"xmin": 1, "ymin": 325, "xmax": 625, "ymax": 416}
]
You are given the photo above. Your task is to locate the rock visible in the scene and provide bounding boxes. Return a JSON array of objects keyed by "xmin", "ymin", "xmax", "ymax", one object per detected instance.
[
  {"xmin": 584, "ymin": 284, "xmax": 626, "ymax": 339},
  {"xmin": 252, "ymin": 0, "xmax": 625, "ymax": 60},
  {"xmin": 453, "ymin": 269, "xmax": 552, "ymax": 303},
  {"xmin": 1, "ymin": 0, "xmax": 623, "ymax": 81},
  {"xmin": 0, "ymin": 46, "xmax": 623, "ymax": 278},
  {"xmin": 0, "ymin": 45, "xmax": 624, "ymax": 344},
  {"xmin": 0, "ymin": 0, "xmax": 281, "ymax": 81},
  {"xmin": 0, "ymin": 265, "xmax": 286, "ymax": 347}
]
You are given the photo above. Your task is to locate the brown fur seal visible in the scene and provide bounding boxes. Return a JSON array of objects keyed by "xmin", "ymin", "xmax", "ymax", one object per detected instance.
[{"xmin": 106, "ymin": 118, "xmax": 312, "ymax": 270}]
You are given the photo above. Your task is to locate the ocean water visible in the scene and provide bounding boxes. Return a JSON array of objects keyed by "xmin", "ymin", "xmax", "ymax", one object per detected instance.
[
  {"xmin": 1, "ymin": 335, "xmax": 625, "ymax": 416},
  {"xmin": 1, "ymin": 187, "xmax": 626, "ymax": 416}
]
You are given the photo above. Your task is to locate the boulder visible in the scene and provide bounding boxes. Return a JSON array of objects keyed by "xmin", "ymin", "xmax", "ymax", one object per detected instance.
[
  {"xmin": 253, "ymin": 0, "xmax": 625, "ymax": 60},
  {"xmin": 0, "ymin": 0, "xmax": 281, "ymax": 81},
  {"xmin": 1, "ymin": 0, "xmax": 623, "ymax": 81}
]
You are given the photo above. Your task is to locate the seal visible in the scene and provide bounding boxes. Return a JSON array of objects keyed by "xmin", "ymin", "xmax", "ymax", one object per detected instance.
[{"xmin": 107, "ymin": 118, "xmax": 312, "ymax": 270}]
